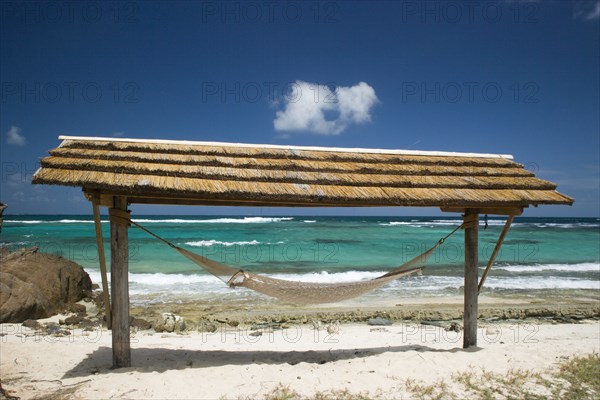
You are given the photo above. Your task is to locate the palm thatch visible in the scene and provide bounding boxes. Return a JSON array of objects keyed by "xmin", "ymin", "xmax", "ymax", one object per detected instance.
[{"xmin": 32, "ymin": 136, "xmax": 573, "ymax": 209}]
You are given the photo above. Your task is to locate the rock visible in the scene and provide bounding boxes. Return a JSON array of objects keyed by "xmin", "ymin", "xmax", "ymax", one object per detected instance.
[
  {"xmin": 22, "ymin": 319, "xmax": 41, "ymax": 330},
  {"xmin": 326, "ymin": 321, "xmax": 340, "ymax": 335},
  {"xmin": 68, "ymin": 303, "xmax": 87, "ymax": 315},
  {"xmin": 485, "ymin": 325, "xmax": 500, "ymax": 336},
  {"xmin": 64, "ymin": 315, "xmax": 83, "ymax": 325},
  {"xmin": 250, "ymin": 322, "xmax": 281, "ymax": 331},
  {"xmin": 130, "ymin": 317, "xmax": 152, "ymax": 330},
  {"xmin": 0, "ymin": 203, "xmax": 6, "ymax": 238},
  {"xmin": 154, "ymin": 313, "xmax": 186, "ymax": 333},
  {"xmin": 0, "ymin": 247, "xmax": 92, "ymax": 323},
  {"xmin": 370, "ymin": 327, "xmax": 389, "ymax": 333},
  {"xmin": 44, "ymin": 322, "xmax": 70, "ymax": 336},
  {"xmin": 198, "ymin": 321, "xmax": 218, "ymax": 333},
  {"xmin": 367, "ymin": 317, "xmax": 392, "ymax": 326},
  {"xmin": 445, "ymin": 322, "xmax": 462, "ymax": 332}
]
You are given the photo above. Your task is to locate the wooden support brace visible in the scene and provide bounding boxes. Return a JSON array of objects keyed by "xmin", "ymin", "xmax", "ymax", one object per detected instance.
[
  {"xmin": 441, "ymin": 207, "xmax": 523, "ymax": 216},
  {"xmin": 478, "ymin": 215, "xmax": 515, "ymax": 294},
  {"xmin": 92, "ymin": 198, "xmax": 111, "ymax": 329}
]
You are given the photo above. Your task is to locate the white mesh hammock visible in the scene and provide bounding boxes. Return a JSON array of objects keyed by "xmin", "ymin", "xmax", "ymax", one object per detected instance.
[{"xmin": 123, "ymin": 216, "xmax": 463, "ymax": 305}]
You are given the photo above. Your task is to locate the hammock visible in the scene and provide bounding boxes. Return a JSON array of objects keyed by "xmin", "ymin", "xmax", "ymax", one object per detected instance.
[{"xmin": 110, "ymin": 211, "xmax": 463, "ymax": 304}]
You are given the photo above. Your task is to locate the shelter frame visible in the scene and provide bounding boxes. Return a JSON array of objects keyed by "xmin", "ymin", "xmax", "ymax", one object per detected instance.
[{"xmin": 32, "ymin": 136, "xmax": 572, "ymax": 368}]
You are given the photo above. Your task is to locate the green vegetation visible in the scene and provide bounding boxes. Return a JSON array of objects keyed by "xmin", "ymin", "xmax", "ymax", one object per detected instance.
[{"xmin": 256, "ymin": 353, "xmax": 599, "ymax": 400}]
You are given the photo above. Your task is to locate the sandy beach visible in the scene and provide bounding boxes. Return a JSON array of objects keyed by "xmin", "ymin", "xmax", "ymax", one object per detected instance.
[{"xmin": 1, "ymin": 297, "xmax": 599, "ymax": 399}]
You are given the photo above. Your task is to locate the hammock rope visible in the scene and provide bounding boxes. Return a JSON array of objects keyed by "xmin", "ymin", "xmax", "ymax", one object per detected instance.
[{"xmin": 108, "ymin": 210, "xmax": 464, "ymax": 304}]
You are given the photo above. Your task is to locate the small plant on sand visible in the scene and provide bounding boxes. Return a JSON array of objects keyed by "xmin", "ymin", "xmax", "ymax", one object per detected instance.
[
  {"xmin": 404, "ymin": 377, "xmax": 456, "ymax": 400},
  {"xmin": 257, "ymin": 384, "xmax": 374, "ymax": 400},
  {"xmin": 313, "ymin": 388, "xmax": 373, "ymax": 400},
  {"xmin": 404, "ymin": 352, "xmax": 600, "ymax": 400},
  {"xmin": 545, "ymin": 352, "xmax": 600, "ymax": 400},
  {"xmin": 261, "ymin": 384, "xmax": 301, "ymax": 400},
  {"xmin": 454, "ymin": 367, "xmax": 546, "ymax": 400},
  {"xmin": 243, "ymin": 354, "xmax": 600, "ymax": 400}
]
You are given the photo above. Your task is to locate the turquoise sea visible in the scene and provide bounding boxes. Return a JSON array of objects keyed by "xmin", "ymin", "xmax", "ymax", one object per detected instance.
[{"xmin": 2, "ymin": 215, "xmax": 599, "ymax": 305}]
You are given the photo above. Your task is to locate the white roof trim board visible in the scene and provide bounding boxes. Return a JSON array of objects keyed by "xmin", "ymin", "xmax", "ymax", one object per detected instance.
[{"xmin": 58, "ymin": 136, "xmax": 514, "ymax": 160}]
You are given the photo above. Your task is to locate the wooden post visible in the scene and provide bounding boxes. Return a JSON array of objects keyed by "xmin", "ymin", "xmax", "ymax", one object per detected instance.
[
  {"xmin": 463, "ymin": 210, "xmax": 479, "ymax": 348},
  {"xmin": 110, "ymin": 197, "xmax": 131, "ymax": 368},
  {"xmin": 92, "ymin": 199, "xmax": 111, "ymax": 329}
]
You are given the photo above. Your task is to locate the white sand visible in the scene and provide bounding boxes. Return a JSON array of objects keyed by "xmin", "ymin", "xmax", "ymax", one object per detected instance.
[{"xmin": 1, "ymin": 320, "xmax": 598, "ymax": 399}]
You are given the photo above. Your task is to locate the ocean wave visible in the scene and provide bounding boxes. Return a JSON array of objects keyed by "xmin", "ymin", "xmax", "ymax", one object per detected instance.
[
  {"xmin": 134, "ymin": 217, "xmax": 294, "ymax": 224},
  {"xmin": 185, "ymin": 240, "xmax": 261, "ymax": 247},
  {"xmin": 87, "ymin": 270, "xmax": 221, "ymax": 285},
  {"xmin": 494, "ymin": 262, "xmax": 600, "ymax": 273},
  {"xmin": 269, "ymin": 270, "xmax": 385, "ymax": 283},
  {"xmin": 0, "ymin": 241, "xmax": 29, "ymax": 247},
  {"xmin": 86, "ymin": 269, "xmax": 599, "ymax": 301},
  {"xmin": 378, "ymin": 275, "xmax": 599, "ymax": 291},
  {"xmin": 482, "ymin": 276, "xmax": 599, "ymax": 290},
  {"xmin": 303, "ymin": 220, "xmax": 317, "ymax": 223},
  {"xmin": 5, "ymin": 220, "xmax": 46, "ymax": 224},
  {"xmin": 5, "ymin": 219, "xmax": 101, "ymax": 224},
  {"xmin": 87, "ymin": 265, "xmax": 599, "ymax": 290},
  {"xmin": 379, "ymin": 222, "xmax": 424, "ymax": 227},
  {"xmin": 379, "ymin": 219, "xmax": 600, "ymax": 229},
  {"xmin": 380, "ymin": 220, "xmax": 506, "ymax": 228},
  {"xmin": 531, "ymin": 223, "xmax": 600, "ymax": 229},
  {"xmin": 4, "ymin": 217, "xmax": 294, "ymax": 224},
  {"xmin": 431, "ymin": 219, "xmax": 467, "ymax": 225}
]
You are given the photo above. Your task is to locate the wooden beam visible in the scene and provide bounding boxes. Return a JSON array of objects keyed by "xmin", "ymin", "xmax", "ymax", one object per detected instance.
[
  {"xmin": 441, "ymin": 206, "xmax": 524, "ymax": 216},
  {"xmin": 92, "ymin": 198, "xmax": 111, "ymax": 329},
  {"xmin": 463, "ymin": 210, "xmax": 479, "ymax": 348},
  {"xmin": 110, "ymin": 196, "xmax": 131, "ymax": 368},
  {"xmin": 478, "ymin": 215, "xmax": 515, "ymax": 293},
  {"xmin": 83, "ymin": 188, "xmax": 538, "ymax": 209}
]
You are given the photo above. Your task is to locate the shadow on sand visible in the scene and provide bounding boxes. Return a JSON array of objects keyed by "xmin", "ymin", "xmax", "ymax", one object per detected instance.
[{"xmin": 63, "ymin": 344, "xmax": 482, "ymax": 378}]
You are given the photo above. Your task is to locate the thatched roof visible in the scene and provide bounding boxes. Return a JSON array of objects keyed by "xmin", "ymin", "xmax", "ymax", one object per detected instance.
[{"xmin": 32, "ymin": 136, "xmax": 573, "ymax": 210}]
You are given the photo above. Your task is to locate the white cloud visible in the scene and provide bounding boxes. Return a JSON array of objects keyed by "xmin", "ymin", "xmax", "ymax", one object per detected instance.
[
  {"xmin": 112, "ymin": 131, "xmax": 125, "ymax": 137},
  {"xmin": 574, "ymin": 1, "xmax": 600, "ymax": 20},
  {"xmin": 12, "ymin": 191, "xmax": 25, "ymax": 201},
  {"xmin": 7, "ymin": 173, "xmax": 24, "ymax": 188},
  {"xmin": 273, "ymin": 81, "xmax": 378, "ymax": 135},
  {"xmin": 6, "ymin": 126, "xmax": 26, "ymax": 146}
]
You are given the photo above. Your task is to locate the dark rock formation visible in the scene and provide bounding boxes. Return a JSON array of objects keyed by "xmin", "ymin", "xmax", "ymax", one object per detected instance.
[
  {"xmin": 131, "ymin": 317, "xmax": 153, "ymax": 330},
  {"xmin": 0, "ymin": 247, "xmax": 92, "ymax": 322},
  {"xmin": 154, "ymin": 312, "xmax": 186, "ymax": 333},
  {"xmin": 0, "ymin": 203, "xmax": 6, "ymax": 237}
]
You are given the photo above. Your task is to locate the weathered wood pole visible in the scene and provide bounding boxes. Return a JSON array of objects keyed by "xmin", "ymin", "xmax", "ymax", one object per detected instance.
[
  {"xmin": 92, "ymin": 199, "xmax": 111, "ymax": 329},
  {"xmin": 110, "ymin": 196, "xmax": 131, "ymax": 368},
  {"xmin": 463, "ymin": 210, "xmax": 479, "ymax": 348}
]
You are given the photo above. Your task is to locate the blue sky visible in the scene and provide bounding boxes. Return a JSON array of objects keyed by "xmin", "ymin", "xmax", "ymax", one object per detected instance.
[{"xmin": 1, "ymin": 0, "xmax": 598, "ymax": 217}]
